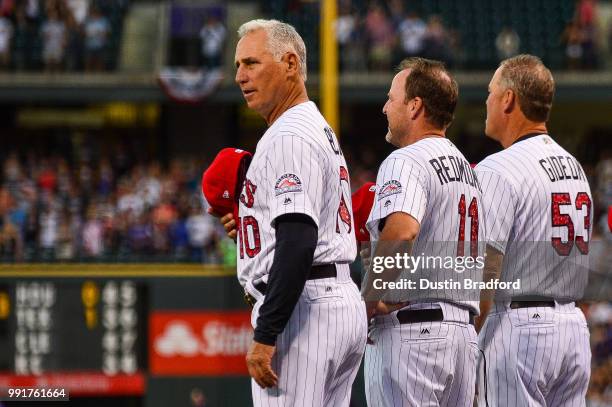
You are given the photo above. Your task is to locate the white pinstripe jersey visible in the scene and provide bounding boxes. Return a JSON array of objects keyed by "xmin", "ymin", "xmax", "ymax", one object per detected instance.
[
  {"xmin": 366, "ymin": 137, "xmax": 485, "ymax": 313},
  {"xmin": 237, "ymin": 101, "xmax": 357, "ymax": 290},
  {"xmin": 476, "ymin": 134, "xmax": 593, "ymax": 300}
]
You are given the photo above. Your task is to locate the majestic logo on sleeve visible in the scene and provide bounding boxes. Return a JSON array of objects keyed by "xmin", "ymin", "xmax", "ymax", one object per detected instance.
[
  {"xmin": 274, "ymin": 174, "xmax": 303, "ymax": 196},
  {"xmin": 378, "ymin": 180, "xmax": 402, "ymax": 200}
]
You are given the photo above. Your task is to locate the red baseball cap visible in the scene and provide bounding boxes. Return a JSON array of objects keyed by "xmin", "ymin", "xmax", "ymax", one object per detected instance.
[
  {"xmin": 352, "ymin": 182, "xmax": 377, "ymax": 242},
  {"xmin": 202, "ymin": 148, "xmax": 252, "ymax": 218}
]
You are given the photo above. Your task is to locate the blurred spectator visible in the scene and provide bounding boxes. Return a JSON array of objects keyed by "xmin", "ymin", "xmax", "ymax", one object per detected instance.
[
  {"xmin": 64, "ymin": 10, "xmax": 83, "ymax": 71},
  {"xmin": 117, "ymin": 180, "xmax": 144, "ymax": 219},
  {"xmin": 199, "ymin": 12, "xmax": 226, "ymax": 69},
  {"xmin": 138, "ymin": 162, "xmax": 162, "ymax": 208},
  {"xmin": 128, "ymin": 211, "xmax": 153, "ymax": 255},
  {"xmin": 38, "ymin": 203, "xmax": 59, "ymax": 260},
  {"xmin": 84, "ymin": 5, "xmax": 109, "ymax": 72},
  {"xmin": 186, "ymin": 205, "xmax": 215, "ymax": 263},
  {"xmin": 56, "ymin": 209, "xmax": 75, "ymax": 260},
  {"xmin": 12, "ymin": 6, "xmax": 31, "ymax": 71},
  {"xmin": 41, "ymin": 7, "xmax": 66, "ymax": 72},
  {"xmin": 66, "ymin": 0, "xmax": 88, "ymax": 25},
  {"xmin": 335, "ymin": 1, "xmax": 365, "ymax": 72},
  {"xmin": 585, "ymin": 301, "xmax": 612, "ymax": 405},
  {"xmin": 169, "ymin": 208, "xmax": 189, "ymax": 260},
  {"xmin": 82, "ymin": 205, "xmax": 103, "ymax": 258},
  {"xmin": 152, "ymin": 195, "xmax": 176, "ymax": 254},
  {"xmin": 25, "ymin": 0, "xmax": 40, "ymax": 21},
  {"xmin": 563, "ymin": 21, "xmax": 585, "ymax": 70},
  {"xmin": 577, "ymin": 0, "xmax": 596, "ymax": 27},
  {"xmin": 364, "ymin": 3, "xmax": 395, "ymax": 71},
  {"xmin": 388, "ymin": 0, "xmax": 404, "ymax": 30},
  {"xmin": 495, "ymin": 27, "xmax": 520, "ymax": 60},
  {"xmin": 0, "ymin": 187, "xmax": 23, "ymax": 261},
  {"xmin": 398, "ymin": 11, "xmax": 426, "ymax": 59},
  {"xmin": 0, "ymin": 1, "xmax": 14, "ymax": 16},
  {"xmin": 0, "ymin": 12, "xmax": 13, "ymax": 69},
  {"xmin": 97, "ymin": 158, "xmax": 114, "ymax": 197},
  {"xmin": 596, "ymin": 149, "xmax": 612, "ymax": 210},
  {"xmin": 577, "ymin": 0, "xmax": 600, "ymax": 70},
  {"xmin": 422, "ymin": 15, "xmax": 453, "ymax": 66}
]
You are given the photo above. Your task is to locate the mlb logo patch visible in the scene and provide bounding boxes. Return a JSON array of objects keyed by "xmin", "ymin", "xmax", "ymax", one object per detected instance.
[
  {"xmin": 378, "ymin": 180, "xmax": 402, "ymax": 200},
  {"xmin": 275, "ymin": 173, "xmax": 303, "ymax": 196}
]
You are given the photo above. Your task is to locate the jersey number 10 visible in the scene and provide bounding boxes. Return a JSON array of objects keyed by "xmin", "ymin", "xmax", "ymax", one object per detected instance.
[{"xmin": 237, "ymin": 216, "xmax": 261, "ymax": 259}]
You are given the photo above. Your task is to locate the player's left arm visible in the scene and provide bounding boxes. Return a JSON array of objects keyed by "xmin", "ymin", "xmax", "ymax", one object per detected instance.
[
  {"xmin": 247, "ymin": 135, "xmax": 324, "ymax": 387},
  {"xmin": 247, "ymin": 212, "xmax": 317, "ymax": 388}
]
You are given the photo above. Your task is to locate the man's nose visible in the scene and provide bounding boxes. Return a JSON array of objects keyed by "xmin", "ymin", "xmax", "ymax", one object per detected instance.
[{"xmin": 235, "ymin": 66, "xmax": 247, "ymax": 84}]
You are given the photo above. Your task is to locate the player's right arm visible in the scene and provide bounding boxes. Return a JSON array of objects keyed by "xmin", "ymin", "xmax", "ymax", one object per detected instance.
[
  {"xmin": 362, "ymin": 212, "xmax": 420, "ymax": 318},
  {"xmin": 361, "ymin": 154, "xmax": 428, "ymax": 316}
]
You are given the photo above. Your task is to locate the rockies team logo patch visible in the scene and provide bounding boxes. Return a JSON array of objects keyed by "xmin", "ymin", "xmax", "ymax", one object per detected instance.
[
  {"xmin": 275, "ymin": 173, "xmax": 303, "ymax": 196},
  {"xmin": 378, "ymin": 180, "xmax": 402, "ymax": 200}
]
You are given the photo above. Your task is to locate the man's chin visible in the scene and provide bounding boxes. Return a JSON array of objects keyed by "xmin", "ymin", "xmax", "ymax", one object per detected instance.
[
  {"xmin": 384, "ymin": 130, "xmax": 393, "ymax": 144},
  {"xmin": 385, "ymin": 130, "xmax": 399, "ymax": 147}
]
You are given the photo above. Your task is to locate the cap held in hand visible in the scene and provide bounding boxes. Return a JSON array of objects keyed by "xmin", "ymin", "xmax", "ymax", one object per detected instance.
[{"xmin": 202, "ymin": 148, "xmax": 252, "ymax": 217}]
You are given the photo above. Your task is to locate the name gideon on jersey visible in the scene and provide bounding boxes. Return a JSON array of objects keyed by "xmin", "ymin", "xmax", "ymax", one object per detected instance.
[
  {"xmin": 539, "ymin": 155, "xmax": 587, "ymax": 183},
  {"xmin": 429, "ymin": 155, "xmax": 482, "ymax": 192}
]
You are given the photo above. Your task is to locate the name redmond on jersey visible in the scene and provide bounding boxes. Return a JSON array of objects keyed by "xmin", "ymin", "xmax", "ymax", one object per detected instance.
[{"xmin": 372, "ymin": 278, "xmax": 522, "ymax": 291}]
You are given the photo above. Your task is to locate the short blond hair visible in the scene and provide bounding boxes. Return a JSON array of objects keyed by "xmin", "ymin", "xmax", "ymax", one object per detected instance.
[{"xmin": 238, "ymin": 19, "xmax": 307, "ymax": 81}]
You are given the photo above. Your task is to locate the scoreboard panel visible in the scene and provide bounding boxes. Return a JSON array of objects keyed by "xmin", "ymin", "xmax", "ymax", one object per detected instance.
[{"xmin": 0, "ymin": 280, "xmax": 147, "ymax": 395}]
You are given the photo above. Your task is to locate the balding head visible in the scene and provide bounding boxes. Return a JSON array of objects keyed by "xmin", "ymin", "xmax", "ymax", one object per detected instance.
[{"xmin": 498, "ymin": 54, "xmax": 555, "ymax": 122}]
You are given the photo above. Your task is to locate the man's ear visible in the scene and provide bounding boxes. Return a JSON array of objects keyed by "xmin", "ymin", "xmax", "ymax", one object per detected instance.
[
  {"xmin": 409, "ymin": 97, "xmax": 424, "ymax": 120},
  {"xmin": 502, "ymin": 89, "xmax": 515, "ymax": 114},
  {"xmin": 282, "ymin": 52, "xmax": 300, "ymax": 77}
]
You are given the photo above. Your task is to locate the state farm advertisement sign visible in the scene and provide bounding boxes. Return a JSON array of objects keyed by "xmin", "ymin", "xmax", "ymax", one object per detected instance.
[{"xmin": 149, "ymin": 311, "xmax": 252, "ymax": 376}]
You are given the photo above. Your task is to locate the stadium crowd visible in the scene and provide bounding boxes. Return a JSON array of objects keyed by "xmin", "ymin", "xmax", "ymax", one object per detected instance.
[
  {"xmin": 0, "ymin": 152, "xmax": 234, "ymax": 263},
  {"xmin": 0, "ymin": 0, "xmax": 127, "ymax": 72},
  {"xmin": 259, "ymin": 0, "xmax": 610, "ymax": 72},
  {"xmin": 1, "ymin": 147, "xmax": 610, "ymax": 263}
]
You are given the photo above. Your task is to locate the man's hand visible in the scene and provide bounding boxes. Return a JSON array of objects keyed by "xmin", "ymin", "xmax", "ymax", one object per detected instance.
[
  {"xmin": 365, "ymin": 300, "xmax": 408, "ymax": 320},
  {"xmin": 207, "ymin": 208, "xmax": 237, "ymax": 240},
  {"xmin": 246, "ymin": 340, "xmax": 278, "ymax": 388},
  {"xmin": 360, "ymin": 245, "xmax": 372, "ymax": 271},
  {"xmin": 365, "ymin": 300, "xmax": 408, "ymax": 344}
]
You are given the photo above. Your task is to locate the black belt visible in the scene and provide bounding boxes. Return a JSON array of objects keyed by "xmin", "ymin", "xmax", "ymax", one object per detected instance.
[
  {"xmin": 396, "ymin": 308, "xmax": 475, "ymax": 325},
  {"xmin": 510, "ymin": 296, "xmax": 556, "ymax": 309},
  {"xmin": 245, "ymin": 264, "xmax": 337, "ymax": 307}
]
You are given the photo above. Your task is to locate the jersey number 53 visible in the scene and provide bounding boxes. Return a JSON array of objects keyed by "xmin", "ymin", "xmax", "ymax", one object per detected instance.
[{"xmin": 551, "ymin": 192, "xmax": 591, "ymax": 256}]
